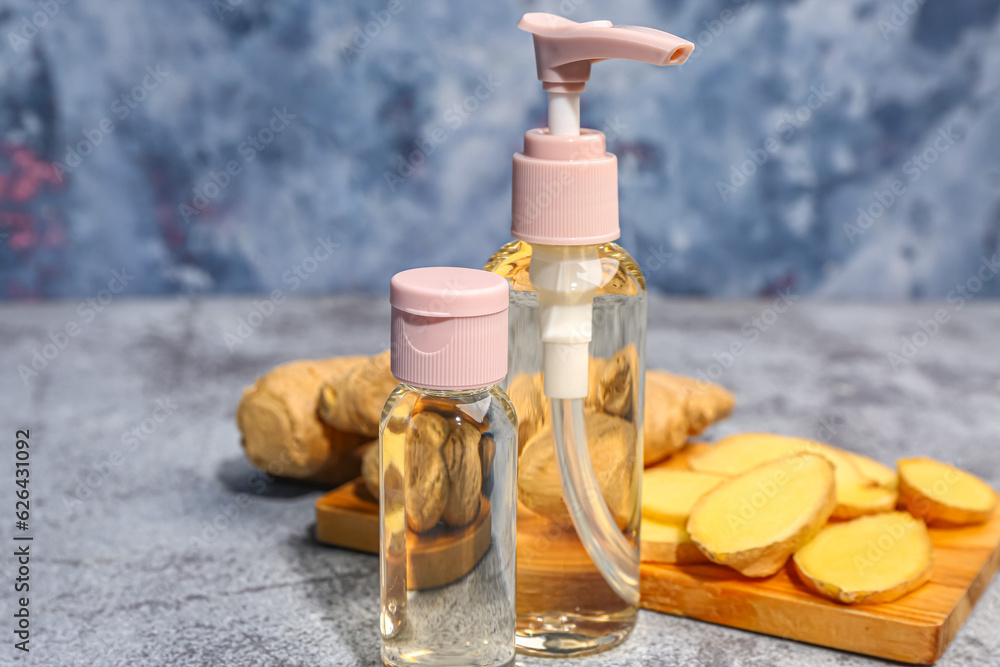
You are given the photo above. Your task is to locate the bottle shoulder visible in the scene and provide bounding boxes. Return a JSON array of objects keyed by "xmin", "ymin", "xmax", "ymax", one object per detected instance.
[
  {"xmin": 484, "ymin": 240, "xmax": 646, "ymax": 296},
  {"xmin": 490, "ymin": 384, "xmax": 518, "ymax": 432},
  {"xmin": 380, "ymin": 384, "xmax": 516, "ymax": 435}
]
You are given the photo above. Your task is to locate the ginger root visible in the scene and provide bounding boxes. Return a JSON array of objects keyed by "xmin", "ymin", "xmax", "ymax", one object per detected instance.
[
  {"xmin": 642, "ymin": 468, "xmax": 726, "ymax": 524},
  {"xmin": 479, "ymin": 433, "xmax": 496, "ymax": 496},
  {"xmin": 441, "ymin": 421, "xmax": 483, "ymax": 527},
  {"xmin": 687, "ymin": 433, "xmax": 894, "ymax": 520},
  {"xmin": 644, "ymin": 370, "xmax": 734, "ymax": 465},
  {"xmin": 848, "ymin": 452, "xmax": 898, "ymax": 490},
  {"xmin": 641, "ymin": 519, "xmax": 709, "ymax": 565},
  {"xmin": 318, "ymin": 350, "xmax": 398, "ymax": 438},
  {"xmin": 239, "ymin": 347, "xmax": 733, "ymax": 511},
  {"xmin": 687, "ymin": 453, "xmax": 837, "ymax": 577},
  {"xmin": 513, "ymin": 352, "xmax": 732, "ymax": 526},
  {"xmin": 793, "ymin": 511, "xmax": 934, "ymax": 604},
  {"xmin": 237, "ymin": 357, "xmax": 367, "ymax": 484},
  {"xmin": 897, "ymin": 457, "xmax": 997, "ymax": 526},
  {"xmin": 508, "ymin": 361, "xmax": 732, "ymax": 463},
  {"xmin": 598, "ymin": 349, "xmax": 636, "ymax": 418},
  {"xmin": 835, "ymin": 484, "xmax": 898, "ymax": 520},
  {"xmin": 518, "ymin": 412, "xmax": 636, "ymax": 527},
  {"xmin": 362, "ymin": 407, "xmax": 489, "ymax": 532},
  {"xmin": 404, "ymin": 412, "xmax": 451, "ymax": 532},
  {"xmin": 360, "ymin": 441, "xmax": 379, "ymax": 498},
  {"xmin": 507, "ymin": 372, "xmax": 549, "ymax": 456}
]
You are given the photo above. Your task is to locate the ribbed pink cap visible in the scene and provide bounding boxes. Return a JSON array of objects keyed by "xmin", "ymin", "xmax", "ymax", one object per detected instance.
[
  {"xmin": 390, "ymin": 267, "xmax": 509, "ymax": 391},
  {"xmin": 511, "ymin": 128, "xmax": 619, "ymax": 245}
]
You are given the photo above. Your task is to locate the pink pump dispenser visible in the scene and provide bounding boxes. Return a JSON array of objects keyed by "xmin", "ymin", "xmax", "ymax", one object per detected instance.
[
  {"xmin": 485, "ymin": 12, "xmax": 693, "ymax": 658},
  {"xmin": 512, "ymin": 13, "xmax": 694, "ymax": 245}
]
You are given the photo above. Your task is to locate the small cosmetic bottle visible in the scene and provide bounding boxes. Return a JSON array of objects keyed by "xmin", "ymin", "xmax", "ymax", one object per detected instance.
[{"xmin": 379, "ymin": 267, "xmax": 517, "ymax": 667}]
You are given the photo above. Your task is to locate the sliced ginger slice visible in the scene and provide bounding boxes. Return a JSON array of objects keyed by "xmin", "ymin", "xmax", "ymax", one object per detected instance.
[
  {"xmin": 688, "ymin": 433, "xmax": 890, "ymax": 520},
  {"xmin": 835, "ymin": 483, "xmax": 898, "ymax": 520},
  {"xmin": 836, "ymin": 452, "xmax": 898, "ymax": 518},
  {"xmin": 897, "ymin": 457, "xmax": 998, "ymax": 526},
  {"xmin": 687, "ymin": 453, "xmax": 836, "ymax": 577},
  {"xmin": 793, "ymin": 511, "xmax": 934, "ymax": 604},
  {"xmin": 825, "ymin": 447, "xmax": 899, "ymax": 519},
  {"xmin": 687, "ymin": 433, "xmax": 812, "ymax": 476},
  {"xmin": 641, "ymin": 519, "xmax": 708, "ymax": 564},
  {"xmin": 642, "ymin": 468, "xmax": 726, "ymax": 524},
  {"xmin": 848, "ymin": 453, "xmax": 898, "ymax": 490}
]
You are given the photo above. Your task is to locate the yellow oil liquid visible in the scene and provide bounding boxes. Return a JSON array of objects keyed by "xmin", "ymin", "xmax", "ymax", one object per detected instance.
[{"xmin": 485, "ymin": 240, "xmax": 646, "ymax": 657}]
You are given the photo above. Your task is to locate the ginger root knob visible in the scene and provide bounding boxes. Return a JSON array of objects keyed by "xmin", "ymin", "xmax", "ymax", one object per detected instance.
[
  {"xmin": 403, "ymin": 412, "xmax": 450, "ymax": 532},
  {"xmin": 441, "ymin": 421, "xmax": 483, "ymax": 527}
]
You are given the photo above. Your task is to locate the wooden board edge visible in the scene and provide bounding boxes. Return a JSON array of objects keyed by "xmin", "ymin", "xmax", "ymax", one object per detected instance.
[
  {"xmin": 932, "ymin": 527, "xmax": 1000, "ymax": 662},
  {"xmin": 640, "ymin": 563, "xmax": 944, "ymax": 664},
  {"xmin": 314, "ymin": 477, "xmax": 494, "ymax": 590},
  {"xmin": 315, "ymin": 479, "xmax": 379, "ymax": 553}
]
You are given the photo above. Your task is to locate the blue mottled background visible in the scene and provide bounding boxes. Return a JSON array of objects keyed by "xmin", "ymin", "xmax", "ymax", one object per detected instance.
[{"xmin": 1, "ymin": 0, "xmax": 999, "ymax": 300}]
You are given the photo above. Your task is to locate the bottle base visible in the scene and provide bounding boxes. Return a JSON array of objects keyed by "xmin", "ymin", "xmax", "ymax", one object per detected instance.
[
  {"xmin": 382, "ymin": 646, "xmax": 515, "ymax": 667},
  {"xmin": 515, "ymin": 613, "xmax": 634, "ymax": 658}
]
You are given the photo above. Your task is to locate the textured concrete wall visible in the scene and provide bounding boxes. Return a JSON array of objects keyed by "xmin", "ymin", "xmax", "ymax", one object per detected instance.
[{"xmin": 1, "ymin": 0, "xmax": 999, "ymax": 300}]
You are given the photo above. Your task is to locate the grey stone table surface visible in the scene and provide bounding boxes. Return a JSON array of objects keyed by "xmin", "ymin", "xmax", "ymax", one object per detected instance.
[{"xmin": 1, "ymin": 294, "xmax": 998, "ymax": 667}]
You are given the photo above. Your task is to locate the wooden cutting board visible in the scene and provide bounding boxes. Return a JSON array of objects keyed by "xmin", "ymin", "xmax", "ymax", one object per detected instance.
[
  {"xmin": 641, "ymin": 445, "xmax": 1000, "ymax": 664},
  {"xmin": 315, "ymin": 478, "xmax": 492, "ymax": 590},
  {"xmin": 312, "ymin": 445, "xmax": 999, "ymax": 662}
]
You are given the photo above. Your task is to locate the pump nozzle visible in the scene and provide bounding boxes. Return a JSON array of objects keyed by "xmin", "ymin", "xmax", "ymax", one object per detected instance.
[
  {"xmin": 519, "ymin": 13, "xmax": 694, "ymax": 90},
  {"xmin": 519, "ymin": 13, "xmax": 693, "ymax": 135}
]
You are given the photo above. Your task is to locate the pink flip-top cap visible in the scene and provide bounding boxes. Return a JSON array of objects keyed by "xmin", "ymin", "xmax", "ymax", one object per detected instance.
[{"xmin": 390, "ymin": 267, "xmax": 509, "ymax": 391}]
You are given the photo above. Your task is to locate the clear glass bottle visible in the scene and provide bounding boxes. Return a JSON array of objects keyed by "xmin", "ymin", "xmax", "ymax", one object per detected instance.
[
  {"xmin": 380, "ymin": 267, "xmax": 517, "ymax": 667},
  {"xmin": 485, "ymin": 239, "xmax": 646, "ymax": 656}
]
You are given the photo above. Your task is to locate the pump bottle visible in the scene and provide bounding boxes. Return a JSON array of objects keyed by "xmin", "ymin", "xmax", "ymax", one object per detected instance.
[{"xmin": 484, "ymin": 13, "xmax": 693, "ymax": 657}]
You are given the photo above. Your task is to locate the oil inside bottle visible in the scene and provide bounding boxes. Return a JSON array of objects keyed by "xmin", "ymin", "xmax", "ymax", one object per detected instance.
[
  {"xmin": 485, "ymin": 240, "xmax": 647, "ymax": 657},
  {"xmin": 380, "ymin": 386, "xmax": 518, "ymax": 667}
]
